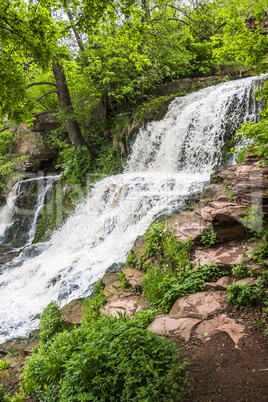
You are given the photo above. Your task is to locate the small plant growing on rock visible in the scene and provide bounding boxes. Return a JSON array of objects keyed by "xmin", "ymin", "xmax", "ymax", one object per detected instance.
[
  {"xmin": 240, "ymin": 204, "xmax": 265, "ymax": 237},
  {"xmin": 200, "ymin": 226, "xmax": 218, "ymax": 248},
  {"xmin": 118, "ymin": 271, "xmax": 129, "ymax": 289},
  {"xmin": 231, "ymin": 260, "xmax": 252, "ymax": 279},
  {"xmin": 225, "ymin": 188, "xmax": 237, "ymax": 202},
  {"xmin": 0, "ymin": 359, "xmax": 9, "ymax": 371}
]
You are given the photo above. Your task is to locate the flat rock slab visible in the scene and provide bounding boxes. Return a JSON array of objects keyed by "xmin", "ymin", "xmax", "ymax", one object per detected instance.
[
  {"xmin": 233, "ymin": 277, "xmax": 259, "ymax": 287},
  {"xmin": 169, "ymin": 212, "xmax": 208, "ymax": 242},
  {"xmin": 195, "ymin": 314, "xmax": 246, "ymax": 348},
  {"xmin": 121, "ymin": 267, "xmax": 144, "ymax": 287},
  {"xmin": 60, "ymin": 299, "xmax": 85, "ymax": 325},
  {"xmin": 148, "ymin": 315, "xmax": 201, "ymax": 341},
  {"xmin": 169, "ymin": 291, "xmax": 228, "ymax": 320},
  {"xmin": 100, "ymin": 296, "xmax": 148, "ymax": 318},
  {"xmin": 192, "ymin": 243, "xmax": 248, "ymax": 269}
]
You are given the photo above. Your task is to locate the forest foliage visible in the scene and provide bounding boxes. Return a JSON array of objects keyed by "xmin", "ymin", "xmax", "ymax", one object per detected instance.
[
  {"xmin": 0, "ymin": 0, "xmax": 268, "ymax": 190},
  {"xmin": 1, "ymin": 2, "xmax": 268, "ymax": 400}
]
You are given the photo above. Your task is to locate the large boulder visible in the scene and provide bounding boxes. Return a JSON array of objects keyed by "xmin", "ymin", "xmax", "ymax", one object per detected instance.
[{"xmin": 148, "ymin": 316, "xmax": 201, "ymax": 341}]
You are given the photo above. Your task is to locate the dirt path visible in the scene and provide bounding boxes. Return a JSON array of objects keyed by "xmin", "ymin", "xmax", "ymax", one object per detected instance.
[{"xmin": 178, "ymin": 314, "xmax": 268, "ymax": 402}]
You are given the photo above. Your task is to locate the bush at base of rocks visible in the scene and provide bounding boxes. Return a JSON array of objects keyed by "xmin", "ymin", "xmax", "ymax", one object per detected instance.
[{"xmin": 22, "ymin": 302, "xmax": 190, "ymax": 402}]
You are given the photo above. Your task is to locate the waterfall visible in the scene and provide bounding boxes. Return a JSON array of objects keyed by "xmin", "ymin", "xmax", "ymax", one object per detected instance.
[
  {"xmin": 0, "ymin": 175, "xmax": 60, "ymax": 247},
  {"xmin": 0, "ymin": 183, "xmax": 19, "ymax": 239},
  {"xmin": 0, "ymin": 76, "xmax": 264, "ymax": 343}
]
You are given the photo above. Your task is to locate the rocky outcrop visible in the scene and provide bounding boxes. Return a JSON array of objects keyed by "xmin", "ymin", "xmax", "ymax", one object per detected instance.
[
  {"xmin": 167, "ymin": 162, "xmax": 268, "ymax": 246},
  {"xmin": 146, "ymin": 76, "xmax": 246, "ymax": 98},
  {"xmin": 100, "ymin": 270, "xmax": 148, "ymax": 317},
  {"xmin": 169, "ymin": 291, "xmax": 228, "ymax": 320},
  {"xmin": 12, "ymin": 114, "xmax": 60, "ymax": 171},
  {"xmin": 149, "ymin": 291, "xmax": 247, "ymax": 348},
  {"xmin": 192, "ymin": 241, "xmax": 252, "ymax": 269},
  {"xmin": 0, "ymin": 245, "xmax": 20, "ymax": 268},
  {"xmin": 59, "ymin": 299, "xmax": 85, "ymax": 325}
]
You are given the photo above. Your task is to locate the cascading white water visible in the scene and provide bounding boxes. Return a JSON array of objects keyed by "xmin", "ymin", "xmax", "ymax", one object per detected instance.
[
  {"xmin": 0, "ymin": 76, "xmax": 264, "ymax": 343},
  {"xmin": 0, "ymin": 175, "xmax": 60, "ymax": 247},
  {"xmin": 27, "ymin": 175, "xmax": 61, "ymax": 244},
  {"xmin": 0, "ymin": 183, "xmax": 19, "ymax": 239}
]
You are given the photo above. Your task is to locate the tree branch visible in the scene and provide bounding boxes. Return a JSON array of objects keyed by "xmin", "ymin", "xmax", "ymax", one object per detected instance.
[
  {"xmin": 32, "ymin": 109, "xmax": 59, "ymax": 116},
  {"xmin": 67, "ymin": 9, "xmax": 85, "ymax": 52},
  {"xmin": 0, "ymin": 127, "xmax": 9, "ymax": 134},
  {"xmin": 27, "ymin": 82, "xmax": 57, "ymax": 89},
  {"xmin": 168, "ymin": 18, "xmax": 210, "ymax": 40},
  {"xmin": 34, "ymin": 90, "xmax": 58, "ymax": 103}
]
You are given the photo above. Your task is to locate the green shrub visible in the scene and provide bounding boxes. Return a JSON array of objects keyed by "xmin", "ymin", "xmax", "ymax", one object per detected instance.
[
  {"xmin": 127, "ymin": 221, "xmax": 193, "ymax": 273},
  {"xmin": 227, "ymin": 278, "xmax": 268, "ymax": 308},
  {"xmin": 251, "ymin": 235, "xmax": 268, "ymax": 267},
  {"xmin": 22, "ymin": 314, "xmax": 190, "ymax": 401},
  {"xmin": 142, "ymin": 266, "xmax": 177, "ymax": 309},
  {"xmin": 39, "ymin": 301, "xmax": 67, "ymax": 344},
  {"xmin": 0, "ymin": 360, "xmax": 9, "ymax": 371},
  {"xmin": 132, "ymin": 309, "xmax": 159, "ymax": 328},
  {"xmin": 82, "ymin": 280, "xmax": 106, "ymax": 324},
  {"xmin": 0, "ymin": 384, "xmax": 6, "ymax": 400},
  {"xmin": 231, "ymin": 260, "xmax": 252, "ymax": 279},
  {"xmin": 118, "ymin": 271, "xmax": 129, "ymax": 289},
  {"xmin": 144, "ymin": 221, "xmax": 170, "ymax": 257},
  {"xmin": 200, "ymin": 226, "xmax": 217, "ymax": 248},
  {"xmin": 143, "ymin": 263, "xmax": 229, "ymax": 312},
  {"xmin": 240, "ymin": 204, "xmax": 265, "ymax": 237}
]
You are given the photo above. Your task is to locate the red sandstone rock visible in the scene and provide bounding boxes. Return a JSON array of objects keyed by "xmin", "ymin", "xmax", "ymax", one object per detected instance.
[
  {"xmin": 204, "ymin": 276, "xmax": 233, "ymax": 291},
  {"xmin": 100, "ymin": 296, "xmax": 148, "ymax": 318},
  {"xmin": 121, "ymin": 267, "xmax": 144, "ymax": 287},
  {"xmin": 148, "ymin": 315, "xmax": 201, "ymax": 341},
  {"xmin": 192, "ymin": 243, "xmax": 248, "ymax": 268},
  {"xmin": 169, "ymin": 212, "xmax": 208, "ymax": 242},
  {"xmin": 195, "ymin": 314, "xmax": 246, "ymax": 348},
  {"xmin": 60, "ymin": 299, "xmax": 85, "ymax": 325},
  {"xmin": 233, "ymin": 277, "xmax": 259, "ymax": 287},
  {"xmin": 169, "ymin": 291, "xmax": 228, "ymax": 320}
]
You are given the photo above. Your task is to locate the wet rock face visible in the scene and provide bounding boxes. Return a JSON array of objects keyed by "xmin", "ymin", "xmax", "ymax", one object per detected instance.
[
  {"xmin": 168, "ymin": 162, "xmax": 268, "ymax": 245},
  {"xmin": 212, "ymin": 163, "xmax": 268, "ymax": 209},
  {"xmin": 0, "ymin": 245, "xmax": 20, "ymax": 268}
]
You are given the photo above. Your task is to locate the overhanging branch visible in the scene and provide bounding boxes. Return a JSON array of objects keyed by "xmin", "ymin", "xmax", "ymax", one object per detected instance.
[
  {"xmin": 27, "ymin": 82, "xmax": 57, "ymax": 89},
  {"xmin": 32, "ymin": 109, "xmax": 59, "ymax": 116},
  {"xmin": 34, "ymin": 90, "xmax": 58, "ymax": 103}
]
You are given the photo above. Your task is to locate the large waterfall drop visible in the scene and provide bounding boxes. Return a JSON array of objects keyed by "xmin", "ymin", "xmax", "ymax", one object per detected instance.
[{"xmin": 0, "ymin": 76, "xmax": 264, "ymax": 343}]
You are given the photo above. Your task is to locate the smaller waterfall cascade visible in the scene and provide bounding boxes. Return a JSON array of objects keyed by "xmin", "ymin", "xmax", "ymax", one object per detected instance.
[
  {"xmin": 0, "ymin": 75, "xmax": 265, "ymax": 343},
  {"xmin": 0, "ymin": 183, "xmax": 19, "ymax": 239},
  {"xmin": 0, "ymin": 175, "xmax": 60, "ymax": 247}
]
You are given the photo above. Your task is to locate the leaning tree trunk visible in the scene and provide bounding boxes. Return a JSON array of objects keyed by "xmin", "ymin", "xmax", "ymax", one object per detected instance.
[{"xmin": 52, "ymin": 61, "xmax": 88, "ymax": 148}]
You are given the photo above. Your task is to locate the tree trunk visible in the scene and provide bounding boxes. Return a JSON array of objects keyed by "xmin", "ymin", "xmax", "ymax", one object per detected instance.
[{"xmin": 52, "ymin": 61, "xmax": 88, "ymax": 148}]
